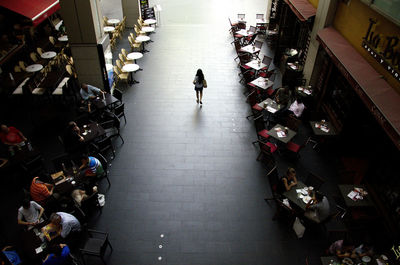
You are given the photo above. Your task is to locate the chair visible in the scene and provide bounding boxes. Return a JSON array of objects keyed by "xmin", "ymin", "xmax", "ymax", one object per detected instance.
[
  {"xmin": 66, "ymin": 64, "xmax": 77, "ymax": 78},
  {"xmin": 100, "ymin": 114, "xmax": 124, "ymax": 144},
  {"xmin": 14, "ymin": 65, "xmax": 22, "ymax": 72},
  {"xmin": 261, "ymin": 55, "xmax": 273, "ymax": 71},
  {"xmin": 285, "ymin": 141, "xmax": 305, "ymax": 159},
  {"xmin": 121, "ymin": 48, "xmax": 133, "ymax": 64},
  {"xmin": 118, "ymin": 54, "xmax": 127, "ymax": 65},
  {"xmin": 256, "ymin": 140, "xmax": 277, "ymax": 165},
  {"xmin": 113, "ymin": 66, "xmax": 129, "ymax": 86},
  {"xmin": 93, "ymin": 136, "xmax": 115, "ymax": 159},
  {"xmin": 19, "ymin": 61, "xmax": 27, "ymax": 71},
  {"xmin": 115, "ymin": 60, "xmax": 125, "ymax": 71},
  {"xmin": 103, "ymin": 16, "xmax": 110, "ymax": 26},
  {"xmin": 264, "ymin": 165, "xmax": 279, "ymax": 202},
  {"xmin": 112, "ymin": 89, "xmax": 122, "ymax": 103},
  {"xmin": 79, "ymin": 191, "xmax": 102, "ymax": 216},
  {"xmin": 254, "ymin": 40, "xmax": 263, "ymax": 49},
  {"xmin": 128, "ymin": 35, "xmax": 141, "ymax": 52},
  {"xmin": 36, "ymin": 47, "xmax": 44, "ymax": 56},
  {"xmin": 113, "ymin": 103, "xmax": 126, "ymax": 124},
  {"xmin": 304, "ymin": 172, "xmax": 325, "ymax": 190},
  {"xmin": 252, "ymin": 116, "xmax": 270, "ymax": 144},
  {"xmin": 285, "ymin": 114, "xmax": 301, "ymax": 132},
  {"xmin": 96, "ymin": 153, "xmax": 111, "ymax": 187},
  {"xmin": 80, "ymin": 227, "xmax": 113, "ymax": 265},
  {"xmin": 246, "ymin": 92, "xmax": 263, "ymax": 121}
]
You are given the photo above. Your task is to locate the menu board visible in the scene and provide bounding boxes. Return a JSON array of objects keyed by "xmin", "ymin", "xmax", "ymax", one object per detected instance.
[{"xmin": 140, "ymin": 0, "xmax": 149, "ymax": 18}]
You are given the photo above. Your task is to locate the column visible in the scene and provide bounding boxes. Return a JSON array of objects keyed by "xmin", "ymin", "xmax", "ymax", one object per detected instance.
[
  {"xmin": 303, "ymin": 0, "xmax": 338, "ymax": 86},
  {"xmin": 121, "ymin": 0, "xmax": 140, "ymax": 28},
  {"xmin": 59, "ymin": 0, "xmax": 108, "ymax": 90}
]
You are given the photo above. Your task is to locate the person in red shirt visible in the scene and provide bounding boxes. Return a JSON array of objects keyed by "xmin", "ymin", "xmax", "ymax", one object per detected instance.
[
  {"xmin": 0, "ymin": 124, "xmax": 27, "ymax": 145},
  {"xmin": 30, "ymin": 176, "xmax": 55, "ymax": 205}
]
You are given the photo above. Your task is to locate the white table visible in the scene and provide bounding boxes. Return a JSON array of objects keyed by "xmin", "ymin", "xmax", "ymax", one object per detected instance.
[
  {"xmin": 141, "ymin": 26, "xmax": 155, "ymax": 33},
  {"xmin": 127, "ymin": 52, "xmax": 143, "ymax": 61},
  {"xmin": 26, "ymin": 64, "xmax": 43, "ymax": 73},
  {"xmin": 240, "ymin": 44, "xmax": 260, "ymax": 54},
  {"xmin": 245, "ymin": 60, "xmax": 267, "ymax": 71},
  {"xmin": 144, "ymin": 18, "xmax": 157, "ymax": 25},
  {"xmin": 122, "ymin": 64, "xmax": 140, "ymax": 84},
  {"xmin": 58, "ymin": 35, "xmax": 68, "ymax": 42},
  {"xmin": 256, "ymin": 19, "xmax": 268, "ymax": 24},
  {"xmin": 107, "ymin": 19, "xmax": 120, "ymax": 26},
  {"xmin": 250, "ymin": 77, "xmax": 274, "ymax": 90},
  {"xmin": 41, "ymin": 51, "xmax": 57, "ymax": 59},
  {"xmin": 103, "ymin": 26, "xmax": 115, "ymax": 33},
  {"xmin": 235, "ymin": 29, "xmax": 252, "ymax": 37},
  {"xmin": 135, "ymin": 36, "xmax": 151, "ymax": 53}
]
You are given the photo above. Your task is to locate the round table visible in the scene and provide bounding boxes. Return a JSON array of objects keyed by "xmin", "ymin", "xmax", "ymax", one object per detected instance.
[
  {"xmin": 127, "ymin": 52, "xmax": 143, "ymax": 61},
  {"xmin": 144, "ymin": 19, "xmax": 157, "ymax": 25},
  {"xmin": 41, "ymin": 51, "xmax": 57, "ymax": 59},
  {"xmin": 104, "ymin": 26, "xmax": 115, "ymax": 33},
  {"xmin": 107, "ymin": 18, "xmax": 120, "ymax": 26},
  {"xmin": 122, "ymin": 64, "xmax": 140, "ymax": 85},
  {"xmin": 26, "ymin": 64, "xmax": 43, "ymax": 73},
  {"xmin": 141, "ymin": 26, "xmax": 155, "ymax": 33},
  {"xmin": 58, "ymin": 35, "xmax": 68, "ymax": 42},
  {"xmin": 135, "ymin": 36, "xmax": 151, "ymax": 53}
]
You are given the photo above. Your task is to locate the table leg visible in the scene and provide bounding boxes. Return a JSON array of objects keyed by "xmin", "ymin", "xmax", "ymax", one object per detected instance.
[
  {"xmin": 142, "ymin": 42, "xmax": 149, "ymax": 53},
  {"xmin": 129, "ymin": 72, "xmax": 139, "ymax": 84}
]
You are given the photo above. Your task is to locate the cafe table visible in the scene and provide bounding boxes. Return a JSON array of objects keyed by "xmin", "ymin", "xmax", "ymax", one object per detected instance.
[
  {"xmin": 257, "ymin": 98, "xmax": 283, "ymax": 126},
  {"xmin": 338, "ymin": 184, "xmax": 374, "ymax": 208},
  {"xmin": 282, "ymin": 181, "xmax": 309, "ymax": 211},
  {"xmin": 135, "ymin": 35, "xmax": 151, "ymax": 53},
  {"xmin": 144, "ymin": 18, "xmax": 157, "ymax": 26},
  {"xmin": 250, "ymin": 76, "xmax": 273, "ymax": 90},
  {"xmin": 245, "ymin": 59, "xmax": 267, "ymax": 74},
  {"xmin": 310, "ymin": 121, "xmax": 337, "ymax": 137},
  {"xmin": 296, "ymin": 86, "xmax": 313, "ymax": 98},
  {"xmin": 21, "ymin": 225, "xmax": 49, "ymax": 261},
  {"xmin": 127, "ymin": 52, "xmax": 143, "ymax": 63},
  {"xmin": 122, "ymin": 63, "xmax": 140, "ymax": 84},
  {"xmin": 235, "ymin": 29, "xmax": 252, "ymax": 37},
  {"xmin": 81, "ymin": 122, "xmax": 106, "ymax": 143},
  {"xmin": 107, "ymin": 18, "xmax": 120, "ymax": 26},
  {"xmin": 267, "ymin": 123, "xmax": 297, "ymax": 144},
  {"xmin": 240, "ymin": 44, "xmax": 260, "ymax": 55},
  {"xmin": 58, "ymin": 35, "xmax": 68, "ymax": 42},
  {"xmin": 103, "ymin": 26, "xmax": 115, "ymax": 33},
  {"xmin": 90, "ymin": 93, "xmax": 119, "ymax": 110},
  {"xmin": 142, "ymin": 26, "xmax": 155, "ymax": 33},
  {"xmin": 40, "ymin": 51, "xmax": 57, "ymax": 59},
  {"xmin": 26, "ymin": 64, "xmax": 43, "ymax": 73}
]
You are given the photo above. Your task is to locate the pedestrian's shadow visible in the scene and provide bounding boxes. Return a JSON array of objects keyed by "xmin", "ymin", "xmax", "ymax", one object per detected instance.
[{"xmin": 193, "ymin": 104, "xmax": 203, "ymax": 126}]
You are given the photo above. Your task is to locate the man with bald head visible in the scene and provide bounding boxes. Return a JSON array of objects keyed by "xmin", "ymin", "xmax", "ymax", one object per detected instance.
[{"xmin": 80, "ymin": 83, "xmax": 104, "ymax": 101}]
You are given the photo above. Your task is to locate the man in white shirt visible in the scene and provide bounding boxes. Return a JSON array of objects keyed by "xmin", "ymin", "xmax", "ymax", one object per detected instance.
[
  {"xmin": 50, "ymin": 212, "xmax": 81, "ymax": 239},
  {"xmin": 17, "ymin": 199, "xmax": 44, "ymax": 229},
  {"xmin": 288, "ymin": 97, "xmax": 305, "ymax": 118},
  {"xmin": 80, "ymin": 83, "xmax": 104, "ymax": 101}
]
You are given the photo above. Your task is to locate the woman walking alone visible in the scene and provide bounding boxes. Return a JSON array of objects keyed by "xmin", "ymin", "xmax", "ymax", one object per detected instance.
[{"xmin": 193, "ymin": 69, "xmax": 207, "ymax": 104}]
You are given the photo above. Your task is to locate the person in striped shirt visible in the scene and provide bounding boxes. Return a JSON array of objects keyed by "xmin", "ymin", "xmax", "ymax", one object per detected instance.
[
  {"xmin": 79, "ymin": 155, "xmax": 104, "ymax": 178},
  {"xmin": 30, "ymin": 176, "xmax": 55, "ymax": 206}
]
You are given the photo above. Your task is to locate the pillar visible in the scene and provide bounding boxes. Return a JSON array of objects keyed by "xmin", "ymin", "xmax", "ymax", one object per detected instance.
[
  {"xmin": 59, "ymin": 0, "xmax": 108, "ymax": 90},
  {"xmin": 121, "ymin": 0, "xmax": 140, "ymax": 28},
  {"xmin": 303, "ymin": 0, "xmax": 338, "ymax": 86}
]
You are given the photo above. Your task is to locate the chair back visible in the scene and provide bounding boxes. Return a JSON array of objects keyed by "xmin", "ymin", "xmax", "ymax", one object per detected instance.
[
  {"xmin": 285, "ymin": 114, "xmax": 301, "ymax": 131},
  {"xmin": 113, "ymin": 65, "xmax": 120, "ymax": 76},
  {"xmin": 19, "ymin": 61, "xmax": 27, "ymax": 71},
  {"xmin": 269, "ymin": 72, "xmax": 276, "ymax": 82},
  {"xmin": 234, "ymin": 41, "xmax": 242, "ymax": 53},
  {"xmin": 112, "ymin": 89, "xmax": 123, "ymax": 102},
  {"xmin": 118, "ymin": 54, "xmax": 126, "ymax": 64},
  {"xmin": 130, "ymin": 32, "xmax": 135, "ymax": 39},
  {"xmin": 262, "ymin": 55, "xmax": 272, "ymax": 69},
  {"xmin": 96, "ymin": 153, "xmax": 108, "ymax": 171},
  {"xmin": 254, "ymin": 116, "xmax": 266, "ymax": 133},
  {"xmin": 121, "ymin": 48, "xmax": 128, "ymax": 58},
  {"xmin": 115, "ymin": 60, "xmax": 124, "ymax": 71},
  {"xmin": 66, "ymin": 64, "xmax": 75, "ymax": 77},
  {"xmin": 114, "ymin": 103, "xmax": 125, "ymax": 117},
  {"xmin": 248, "ymin": 26, "xmax": 256, "ymax": 33},
  {"xmin": 266, "ymin": 165, "xmax": 280, "ymax": 197},
  {"xmin": 37, "ymin": 47, "xmax": 44, "ymax": 56},
  {"xmin": 254, "ymin": 40, "xmax": 263, "ymax": 49},
  {"xmin": 256, "ymin": 14, "xmax": 264, "ymax": 20},
  {"xmin": 30, "ymin": 52, "xmax": 39, "ymax": 63},
  {"xmin": 14, "ymin": 65, "xmax": 21, "ymax": 72}
]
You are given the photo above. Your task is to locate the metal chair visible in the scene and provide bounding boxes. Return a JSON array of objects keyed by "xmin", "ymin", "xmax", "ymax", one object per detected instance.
[
  {"xmin": 80, "ymin": 227, "xmax": 113, "ymax": 265},
  {"xmin": 113, "ymin": 103, "xmax": 126, "ymax": 124}
]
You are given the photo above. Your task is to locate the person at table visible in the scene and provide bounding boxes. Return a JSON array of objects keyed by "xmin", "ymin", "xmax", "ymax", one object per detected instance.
[
  {"xmin": 17, "ymin": 198, "xmax": 44, "ymax": 229},
  {"xmin": 48, "ymin": 212, "xmax": 81, "ymax": 241},
  {"xmin": 352, "ymin": 242, "xmax": 374, "ymax": 258},
  {"xmin": 79, "ymin": 155, "xmax": 104, "ymax": 178},
  {"xmin": 288, "ymin": 96, "xmax": 305, "ymax": 118},
  {"xmin": 0, "ymin": 124, "xmax": 27, "ymax": 146},
  {"xmin": 63, "ymin": 122, "xmax": 85, "ymax": 153},
  {"xmin": 80, "ymin": 83, "xmax": 105, "ymax": 101},
  {"xmin": 279, "ymin": 167, "xmax": 298, "ymax": 192},
  {"xmin": 30, "ymin": 176, "xmax": 56, "ymax": 206},
  {"xmin": 304, "ymin": 191, "xmax": 330, "ymax": 223},
  {"xmin": 42, "ymin": 243, "xmax": 70, "ymax": 265},
  {"xmin": 274, "ymin": 86, "xmax": 290, "ymax": 106},
  {"xmin": 193, "ymin": 69, "xmax": 207, "ymax": 104},
  {"xmin": 1, "ymin": 246, "xmax": 22, "ymax": 265},
  {"xmin": 328, "ymin": 239, "xmax": 355, "ymax": 258}
]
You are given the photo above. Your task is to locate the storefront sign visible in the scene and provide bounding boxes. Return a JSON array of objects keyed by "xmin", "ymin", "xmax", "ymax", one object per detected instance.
[
  {"xmin": 392, "ymin": 245, "xmax": 400, "ymax": 260},
  {"xmin": 362, "ymin": 18, "xmax": 400, "ymax": 83}
]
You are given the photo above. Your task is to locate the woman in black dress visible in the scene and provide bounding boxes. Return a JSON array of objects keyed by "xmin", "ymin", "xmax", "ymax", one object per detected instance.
[{"xmin": 193, "ymin": 69, "xmax": 207, "ymax": 104}]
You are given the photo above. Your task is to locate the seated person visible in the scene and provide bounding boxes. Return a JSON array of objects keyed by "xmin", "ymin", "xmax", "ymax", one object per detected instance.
[
  {"xmin": 274, "ymin": 86, "xmax": 290, "ymax": 107},
  {"xmin": 304, "ymin": 191, "xmax": 330, "ymax": 223},
  {"xmin": 279, "ymin": 167, "xmax": 298, "ymax": 192},
  {"xmin": 30, "ymin": 176, "xmax": 55, "ymax": 206},
  {"xmin": 1, "ymin": 246, "xmax": 22, "ymax": 265},
  {"xmin": 288, "ymin": 96, "xmax": 305, "ymax": 118},
  {"xmin": 352, "ymin": 242, "xmax": 374, "ymax": 258},
  {"xmin": 0, "ymin": 124, "xmax": 27, "ymax": 146},
  {"xmin": 71, "ymin": 186, "xmax": 97, "ymax": 206},
  {"xmin": 80, "ymin": 83, "xmax": 104, "ymax": 101},
  {"xmin": 63, "ymin": 122, "xmax": 85, "ymax": 152},
  {"xmin": 48, "ymin": 212, "xmax": 81, "ymax": 240},
  {"xmin": 42, "ymin": 243, "xmax": 70, "ymax": 265},
  {"xmin": 17, "ymin": 198, "xmax": 44, "ymax": 229},
  {"xmin": 328, "ymin": 239, "xmax": 355, "ymax": 258},
  {"xmin": 79, "ymin": 155, "xmax": 104, "ymax": 178}
]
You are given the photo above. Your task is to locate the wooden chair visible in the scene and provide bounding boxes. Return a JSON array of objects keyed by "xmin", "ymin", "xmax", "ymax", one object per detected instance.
[
  {"xmin": 116, "ymin": 59, "xmax": 125, "ymax": 71},
  {"xmin": 256, "ymin": 140, "xmax": 278, "ymax": 167},
  {"xmin": 252, "ymin": 116, "xmax": 271, "ymax": 144},
  {"xmin": 103, "ymin": 16, "xmax": 110, "ymax": 26},
  {"xmin": 128, "ymin": 35, "xmax": 141, "ymax": 52},
  {"xmin": 19, "ymin": 61, "xmax": 27, "ymax": 71},
  {"xmin": 113, "ymin": 66, "xmax": 128, "ymax": 86},
  {"xmin": 36, "ymin": 47, "xmax": 44, "ymax": 56},
  {"xmin": 121, "ymin": 48, "xmax": 133, "ymax": 64},
  {"xmin": 285, "ymin": 114, "xmax": 301, "ymax": 132},
  {"xmin": 14, "ymin": 65, "xmax": 22, "ymax": 72}
]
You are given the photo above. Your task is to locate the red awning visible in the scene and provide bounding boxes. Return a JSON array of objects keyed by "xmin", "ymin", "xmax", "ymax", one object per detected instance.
[
  {"xmin": 284, "ymin": 0, "xmax": 316, "ymax": 22},
  {"xmin": 317, "ymin": 27, "xmax": 400, "ymax": 149},
  {"xmin": 0, "ymin": 0, "xmax": 60, "ymax": 26}
]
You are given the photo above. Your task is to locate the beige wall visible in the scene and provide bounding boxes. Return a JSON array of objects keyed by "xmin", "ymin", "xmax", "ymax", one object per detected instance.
[{"xmin": 121, "ymin": 0, "xmax": 140, "ymax": 28}]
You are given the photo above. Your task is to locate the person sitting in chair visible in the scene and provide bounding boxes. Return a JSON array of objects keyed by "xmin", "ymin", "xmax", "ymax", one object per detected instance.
[
  {"xmin": 80, "ymin": 83, "xmax": 104, "ymax": 101},
  {"xmin": 0, "ymin": 124, "xmax": 27, "ymax": 146},
  {"xmin": 279, "ymin": 167, "xmax": 298, "ymax": 192},
  {"xmin": 42, "ymin": 243, "xmax": 70, "ymax": 265},
  {"xmin": 30, "ymin": 176, "xmax": 56, "ymax": 206},
  {"xmin": 47, "ymin": 212, "xmax": 81, "ymax": 240},
  {"xmin": 304, "ymin": 191, "xmax": 330, "ymax": 223},
  {"xmin": 288, "ymin": 96, "xmax": 305, "ymax": 118},
  {"xmin": 79, "ymin": 155, "xmax": 104, "ymax": 178},
  {"xmin": 17, "ymin": 199, "xmax": 44, "ymax": 229}
]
